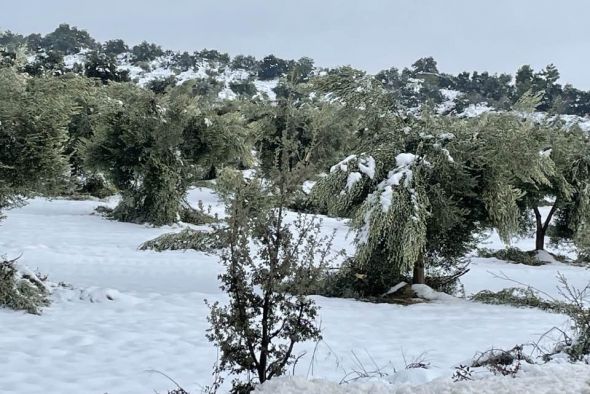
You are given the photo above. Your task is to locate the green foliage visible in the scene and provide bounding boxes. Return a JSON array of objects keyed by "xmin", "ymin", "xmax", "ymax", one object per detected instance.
[
  {"xmin": 139, "ymin": 228, "xmax": 226, "ymax": 253},
  {"xmin": 477, "ymin": 248, "xmax": 544, "ymax": 266},
  {"xmin": 84, "ymin": 51, "xmax": 129, "ymax": 84},
  {"xmin": 0, "ymin": 68, "xmax": 78, "ymax": 213},
  {"xmin": 103, "ymin": 39, "xmax": 128, "ymax": 57},
  {"xmin": 206, "ymin": 170, "xmax": 331, "ymax": 389},
  {"xmin": 146, "ymin": 75, "xmax": 178, "ymax": 95},
  {"xmin": 230, "ymin": 54, "xmax": 258, "ymax": 74},
  {"xmin": 174, "ymin": 97, "xmax": 253, "ymax": 176},
  {"xmin": 131, "ymin": 41, "xmax": 164, "ymax": 63},
  {"xmin": 172, "ymin": 52, "xmax": 196, "ymax": 72},
  {"xmin": 84, "ymin": 84, "xmax": 187, "ymax": 225},
  {"xmin": 0, "ymin": 31, "xmax": 26, "ymax": 52},
  {"xmin": 196, "ymin": 49, "xmax": 230, "ymax": 66},
  {"xmin": 40, "ymin": 23, "xmax": 97, "ymax": 55},
  {"xmin": 311, "ymin": 114, "xmax": 486, "ymax": 293},
  {"xmin": 179, "ymin": 202, "xmax": 217, "ymax": 225},
  {"xmin": 472, "ymin": 287, "xmax": 562, "ymax": 311},
  {"xmin": 254, "ymin": 97, "xmax": 357, "ymax": 182},
  {"xmin": 23, "ymin": 50, "xmax": 65, "ymax": 76},
  {"xmin": 258, "ymin": 55, "xmax": 292, "ymax": 80},
  {"xmin": 0, "ymin": 258, "xmax": 50, "ymax": 315},
  {"xmin": 556, "ymin": 277, "xmax": 590, "ymax": 361},
  {"xmin": 229, "ymin": 80, "xmax": 257, "ymax": 97}
]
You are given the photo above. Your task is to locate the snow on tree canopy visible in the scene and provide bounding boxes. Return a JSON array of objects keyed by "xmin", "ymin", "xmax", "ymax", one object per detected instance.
[
  {"xmin": 357, "ymin": 156, "xmax": 376, "ymax": 179},
  {"xmin": 330, "ymin": 154, "xmax": 376, "ymax": 179},
  {"xmin": 344, "ymin": 172, "xmax": 362, "ymax": 193},
  {"xmin": 378, "ymin": 153, "xmax": 417, "ymax": 212},
  {"xmin": 330, "ymin": 154, "xmax": 356, "ymax": 173}
]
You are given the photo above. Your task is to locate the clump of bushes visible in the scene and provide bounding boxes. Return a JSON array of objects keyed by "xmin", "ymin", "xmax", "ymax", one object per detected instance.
[
  {"xmin": 0, "ymin": 257, "xmax": 50, "ymax": 314},
  {"xmin": 138, "ymin": 228, "xmax": 226, "ymax": 253}
]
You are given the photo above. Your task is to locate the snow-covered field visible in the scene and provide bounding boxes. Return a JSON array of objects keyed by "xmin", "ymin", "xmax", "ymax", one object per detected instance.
[{"xmin": 1, "ymin": 189, "xmax": 589, "ymax": 393}]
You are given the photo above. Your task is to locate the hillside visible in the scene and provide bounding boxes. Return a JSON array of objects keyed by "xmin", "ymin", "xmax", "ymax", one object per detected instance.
[{"xmin": 2, "ymin": 23, "xmax": 590, "ymax": 123}]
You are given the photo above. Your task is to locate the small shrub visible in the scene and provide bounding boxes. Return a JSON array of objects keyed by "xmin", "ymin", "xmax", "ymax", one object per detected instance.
[
  {"xmin": 0, "ymin": 258, "xmax": 50, "ymax": 314},
  {"xmin": 556, "ymin": 276, "xmax": 590, "ymax": 361},
  {"xmin": 167, "ymin": 389, "xmax": 189, "ymax": 394},
  {"xmin": 139, "ymin": 228, "xmax": 227, "ymax": 253},
  {"xmin": 452, "ymin": 365, "xmax": 473, "ymax": 382},
  {"xmin": 206, "ymin": 172, "xmax": 332, "ymax": 390},
  {"xmin": 470, "ymin": 345, "xmax": 531, "ymax": 377}
]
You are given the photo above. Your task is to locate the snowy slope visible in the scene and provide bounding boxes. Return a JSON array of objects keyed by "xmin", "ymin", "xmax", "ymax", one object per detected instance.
[{"xmin": 0, "ymin": 190, "xmax": 589, "ymax": 393}]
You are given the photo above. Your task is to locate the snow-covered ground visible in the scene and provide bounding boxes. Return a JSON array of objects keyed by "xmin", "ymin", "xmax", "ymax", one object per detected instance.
[{"xmin": 0, "ymin": 189, "xmax": 589, "ymax": 393}]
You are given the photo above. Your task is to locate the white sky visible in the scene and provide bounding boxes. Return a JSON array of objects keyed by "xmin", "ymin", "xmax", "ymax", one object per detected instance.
[{"xmin": 2, "ymin": 0, "xmax": 589, "ymax": 89}]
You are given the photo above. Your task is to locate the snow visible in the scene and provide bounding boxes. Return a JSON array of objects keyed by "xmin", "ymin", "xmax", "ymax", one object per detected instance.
[
  {"xmin": 255, "ymin": 363, "xmax": 590, "ymax": 393},
  {"xmin": 357, "ymin": 155, "xmax": 376, "ymax": 179},
  {"xmin": 0, "ymin": 192, "xmax": 589, "ymax": 393},
  {"xmin": 539, "ymin": 148, "xmax": 552, "ymax": 158},
  {"xmin": 534, "ymin": 249, "xmax": 560, "ymax": 264},
  {"xmin": 62, "ymin": 51, "xmax": 88, "ymax": 69},
  {"xmin": 385, "ymin": 281, "xmax": 408, "ymax": 295},
  {"xmin": 459, "ymin": 103, "xmax": 494, "ymax": 118},
  {"xmin": 411, "ymin": 284, "xmax": 456, "ymax": 302},
  {"xmin": 377, "ymin": 153, "xmax": 417, "ymax": 211},
  {"xmin": 396, "ymin": 153, "xmax": 417, "ymax": 167},
  {"xmin": 436, "ymin": 89, "xmax": 462, "ymax": 114},
  {"xmin": 345, "ymin": 172, "xmax": 362, "ymax": 192},
  {"xmin": 330, "ymin": 154, "xmax": 357, "ymax": 173},
  {"xmin": 253, "ymin": 79, "xmax": 279, "ymax": 101},
  {"xmin": 302, "ymin": 180, "xmax": 317, "ymax": 194}
]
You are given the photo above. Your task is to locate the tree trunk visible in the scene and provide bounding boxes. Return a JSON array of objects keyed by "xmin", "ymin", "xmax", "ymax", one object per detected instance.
[
  {"xmin": 533, "ymin": 203, "xmax": 558, "ymax": 251},
  {"xmin": 533, "ymin": 206, "xmax": 545, "ymax": 250},
  {"xmin": 535, "ymin": 226, "xmax": 546, "ymax": 251},
  {"xmin": 412, "ymin": 254, "xmax": 425, "ymax": 285}
]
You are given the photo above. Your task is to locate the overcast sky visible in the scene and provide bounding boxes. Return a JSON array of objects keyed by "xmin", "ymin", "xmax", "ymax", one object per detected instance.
[{"xmin": 2, "ymin": 0, "xmax": 589, "ymax": 89}]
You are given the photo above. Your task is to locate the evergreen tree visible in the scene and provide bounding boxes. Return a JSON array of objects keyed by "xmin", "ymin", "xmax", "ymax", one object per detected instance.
[
  {"xmin": 84, "ymin": 84, "xmax": 187, "ymax": 225},
  {"xmin": 173, "ymin": 51, "xmax": 195, "ymax": 72},
  {"xmin": 0, "ymin": 30, "xmax": 25, "ymax": 52},
  {"xmin": 175, "ymin": 97, "xmax": 253, "ymax": 179},
  {"xmin": 84, "ymin": 51, "xmax": 129, "ymax": 84},
  {"xmin": 258, "ymin": 55, "xmax": 292, "ymax": 80},
  {"xmin": 533, "ymin": 125, "xmax": 590, "ymax": 252},
  {"xmin": 207, "ymin": 157, "xmax": 330, "ymax": 391},
  {"xmin": 411, "ymin": 57, "xmax": 439, "ymax": 74},
  {"xmin": 130, "ymin": 41, "xmax": 164, "ymax": 63},
  {"xmin": 41, "ymin": 23, "xmax": 98, "ymax": 55},
  {"xmin": 230, "ymin": 54, "xmax": 259, "ymax": 74},
  {"xmin": 0, "ymin": 68, "xmax": 77, "ymax": 217},
  {"xmin": 103, "ymin": 39, "xmax": 129, "ymax": 57},
  {"xmin": 514, "ymin": 65, "xmax": 535, "ymax": 100},
  {"xmin": 197, "ymin": 49, "xmax": 230, "ymax": 66},
  {"xmin": 254, "ymin": 97, "xmax": 356, "ymax": 181}
]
